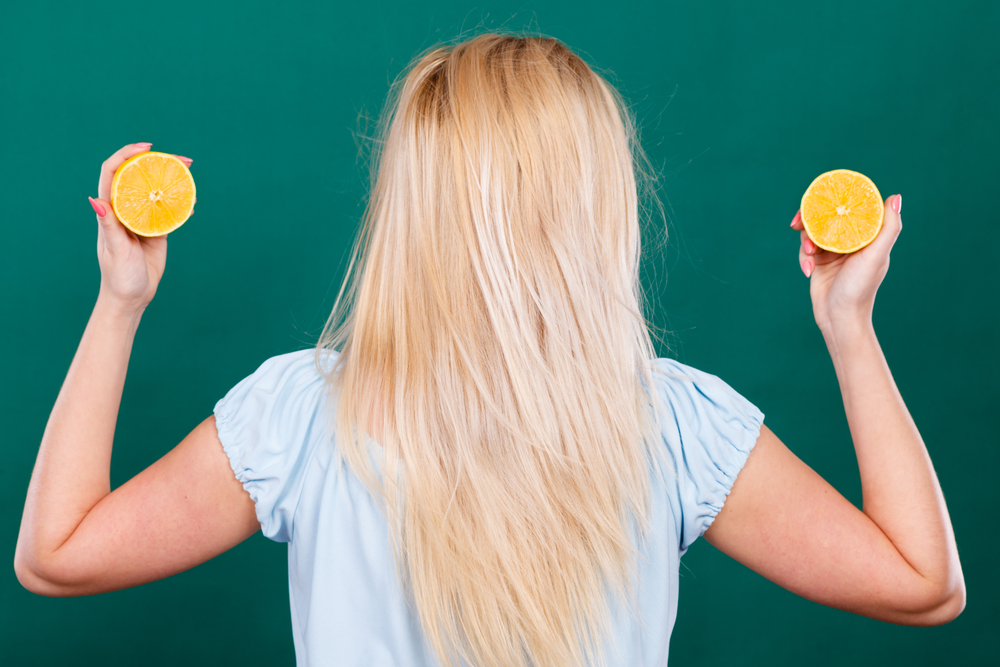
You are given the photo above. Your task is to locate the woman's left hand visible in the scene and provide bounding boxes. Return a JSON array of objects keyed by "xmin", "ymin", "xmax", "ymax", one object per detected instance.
[{"xmin": 89, "ymin": 143, "xmax": 192, "ymax": 315}]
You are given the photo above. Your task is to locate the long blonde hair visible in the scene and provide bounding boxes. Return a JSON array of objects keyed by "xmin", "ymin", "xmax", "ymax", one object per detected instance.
[{"xmin": 316, "ymin": 32, "xmax": 670, "ymax": 667}]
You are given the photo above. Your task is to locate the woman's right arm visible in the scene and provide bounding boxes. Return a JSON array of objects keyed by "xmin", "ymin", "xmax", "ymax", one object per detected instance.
[{"xmin": 703, "ymin": 195, "xmax": 965, "ymax": 625}]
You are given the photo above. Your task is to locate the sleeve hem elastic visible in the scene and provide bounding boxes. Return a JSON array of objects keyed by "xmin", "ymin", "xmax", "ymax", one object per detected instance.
[
  {"xmin": 213, "ymin": 402, "xmax": 270, "ymax": 534},
  {"xmin": 699, "ymin": 404, "xmax": 765, "ymax": 537}
]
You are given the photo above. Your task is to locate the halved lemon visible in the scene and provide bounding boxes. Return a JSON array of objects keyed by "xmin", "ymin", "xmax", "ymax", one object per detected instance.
[
  {"xmin": 800, "ymin": 169, "xmax": 883, "ymax": 253},
  {"xmin": 110, "ymin": 151, "xmax": 196, "ymax": 237}
]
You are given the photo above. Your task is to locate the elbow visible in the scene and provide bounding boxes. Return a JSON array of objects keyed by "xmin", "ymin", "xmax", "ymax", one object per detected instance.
[
  {"xmin": 14, "ymin": 555, "xmax": 46, "ymax": 596},
  {"xmin": 13, "ymin": 552, "xmax": 75, "ymax": 598},
  {"xmin": 917, "ymin": 580, "xmax": 966, "ymax": 626},
  {"xmin": 897, "ymin": 576, "xmax": 967, "ymax": 627}
]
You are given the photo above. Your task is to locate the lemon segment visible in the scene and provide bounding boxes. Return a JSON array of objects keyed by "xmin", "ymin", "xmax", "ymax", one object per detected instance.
[
  {"xmin": 800, "ymin": 169, "xmax": 883, "ymax": 253},
  {"xmin": 110, "ymin": 151, "xmax": 196, "ymax": 237}
]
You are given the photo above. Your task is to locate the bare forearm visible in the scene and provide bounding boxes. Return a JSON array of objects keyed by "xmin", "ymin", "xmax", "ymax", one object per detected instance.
[
  {"xmin": 824, "ymin": 320, "xmax": 963, "ymax": 595},
  {"xmin": 16, "ymin": 296, "xmax": 141, "ymax": 569}
]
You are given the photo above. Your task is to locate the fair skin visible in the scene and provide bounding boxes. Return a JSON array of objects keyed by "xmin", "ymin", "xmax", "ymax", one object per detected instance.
[{"xmin": 15, "ymin": 144, "xmax": 964, "ymax": 626}]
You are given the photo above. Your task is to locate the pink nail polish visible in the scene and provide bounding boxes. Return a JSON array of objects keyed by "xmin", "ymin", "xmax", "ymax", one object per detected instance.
[
  {"xmin": 805, "ymin": 260, "xmax": 813, "ymax": 278},
  {"xmin": 89, "ymin": 196, "xmax": 106, "ymax": 217},
  {"xmin": 136, "ymin": 143, "xmax": 152, "ymax": 147},
  {"xmin": 790, "ymin": 211, "xmax": 800, "ymax": 227},
  {"xmin": 892, "ymin": 194, "xmax": 902, "ymax": 214},
  {"xmin": 175, "ymin": 155, "xmax": 192, "ymax": 162}
]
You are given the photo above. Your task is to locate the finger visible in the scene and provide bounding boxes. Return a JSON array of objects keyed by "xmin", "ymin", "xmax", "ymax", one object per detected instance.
[
  {"xmin": 800, "ymin": 229, "xmax": 817, "ymax": 256},
  {"xmin": 793, "ymin": 211, "xmax": 809, "ymax": 276},
  {"xmin": 798, "ymin": 235, "xmax": 841, "ymax": 275},
  {"xmin": 98, "ymin": 143, "xmax": 153, "ymax": 201},
  {"xmin": 89, "ymin": 196, "xmax": 133, "ymax": 253},
  {"xmin": 798, "ymin": 235, "xmax": 812, "ymax": 277},
  {"xmin": 790, "ymin": 209, "xmax": 803, "ymax": 230}
]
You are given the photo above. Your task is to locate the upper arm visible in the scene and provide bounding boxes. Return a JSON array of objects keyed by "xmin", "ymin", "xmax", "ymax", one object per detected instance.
[
  {"xmin": 19, "ymin": 415, "xmax": 260, "ymax": 597},
  {"xmin": 703, "ymin": 424, "xmax": 961, "ymax": 625}
]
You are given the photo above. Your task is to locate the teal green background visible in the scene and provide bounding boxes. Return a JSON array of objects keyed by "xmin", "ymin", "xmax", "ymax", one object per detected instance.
[{"xmin": 2, "ymin": 0, "xmax": 996, "ymax": 664}]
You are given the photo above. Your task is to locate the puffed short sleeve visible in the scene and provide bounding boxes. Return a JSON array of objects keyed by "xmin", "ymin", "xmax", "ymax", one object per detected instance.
[
  {"xmin": 649, "ymin": 358, "xmax": 765, "ymax": 556},
  {"xmin": 213, "ymin": 349, "xmax": 331, "ymax": 543}
]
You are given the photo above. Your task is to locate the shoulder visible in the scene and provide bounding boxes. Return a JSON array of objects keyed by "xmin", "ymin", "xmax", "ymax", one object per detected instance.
[
  {"xmin": 647, "ymin": 355, "xmax": 763, "ymax": 440},
  {"xmin": 650, "ymin": 356, "xmax": 726, "ymax": 383},
  {"xmin": 212, "ymin": 347, "xmax": 342, "ymax": 543},
  {"xmin": 215, "ymin": 348, "xmax": 340, "ymax": 418},
  {"xmin": 646, "ymin": 357, "xmax": 765, "ymax": 553},
  {"xmin": 648, "ymin": 357, "xmax": 757, "ymax": 417},
  {"xmin": 239, "ymin": 347, "xmax": 338, "ymax": 389}
]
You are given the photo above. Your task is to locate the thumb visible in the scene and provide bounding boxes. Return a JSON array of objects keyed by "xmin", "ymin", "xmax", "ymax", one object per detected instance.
[{"xmin": 866, "ymin": 194, "xmax": 902, "ymax": 257}]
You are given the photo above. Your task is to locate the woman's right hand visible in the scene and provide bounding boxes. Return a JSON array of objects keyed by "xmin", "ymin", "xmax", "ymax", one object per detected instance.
[{"xmin": 791, "ymin": 194, "xmax": 903, "ymax": 336}]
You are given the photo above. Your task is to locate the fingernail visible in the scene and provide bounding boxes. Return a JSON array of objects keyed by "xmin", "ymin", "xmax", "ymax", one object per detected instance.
[
  {"xmin": 804, "ymin": 259, "xmax": 813, "ymax": 278},
  {"xmin": 892, "ymin": 194, "xmax": 902, "ymax": 214},
  {"xmin": 136, "ymin": 142, "xmax": 152, "ymax": 147},
  {"xmin": 790, "ymin": 211, "xmax": 800, "ymax": 227},
  {"xmin": 89, "ymin": 196, "xmax": 106, "ymax": 217},
  {"xmin": 175, "ymin": 155, "xmax": 192, "ymax": 163}
]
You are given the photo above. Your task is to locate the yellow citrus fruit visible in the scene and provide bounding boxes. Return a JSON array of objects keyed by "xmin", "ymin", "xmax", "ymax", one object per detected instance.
[
  {"xmin": 800, "ymin": 169, "xmax": 884, "ymax": 253},
  {"xmin": 110, "ymin": 151, "xmax": 196, "ymax": 237}
]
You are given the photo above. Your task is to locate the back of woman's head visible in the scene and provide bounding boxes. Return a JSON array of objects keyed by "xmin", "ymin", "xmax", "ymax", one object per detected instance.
[{"xmin": 318, "ymin": 31, "xmax": 668, "ymax": 667}]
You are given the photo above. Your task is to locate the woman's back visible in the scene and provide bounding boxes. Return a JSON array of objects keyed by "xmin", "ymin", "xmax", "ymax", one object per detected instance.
[{"xmin": 215, "ymin": 348, "xmax": 762, "ymax": 666}]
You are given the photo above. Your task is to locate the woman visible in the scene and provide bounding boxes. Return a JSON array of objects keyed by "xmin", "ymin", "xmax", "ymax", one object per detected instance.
[{"xmin": 15, "ymin": 33, "xmax": 964, "ymax": 667}]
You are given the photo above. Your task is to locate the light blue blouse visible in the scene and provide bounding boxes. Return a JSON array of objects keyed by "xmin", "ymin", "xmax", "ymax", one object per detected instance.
[{"xmin": 214, "ymin": 348, "xmax": 764, "ymax": 666}]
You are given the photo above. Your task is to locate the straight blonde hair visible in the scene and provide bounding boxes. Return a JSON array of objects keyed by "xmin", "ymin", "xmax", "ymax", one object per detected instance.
[{"xmin": 316, "ymin": 32, "xmax": 671, "ymax": 667}]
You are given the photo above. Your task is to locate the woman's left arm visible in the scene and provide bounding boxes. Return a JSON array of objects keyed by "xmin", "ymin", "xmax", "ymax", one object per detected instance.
[{"xmin": 14, "ymin": 144, "xmax": 259, "ymax": 596}]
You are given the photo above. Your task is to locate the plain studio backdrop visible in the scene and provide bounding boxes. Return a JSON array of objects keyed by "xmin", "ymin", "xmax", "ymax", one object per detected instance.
[{"xmin": 1, "ymin": 1, "xmax": 995, "ymax": 665}]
